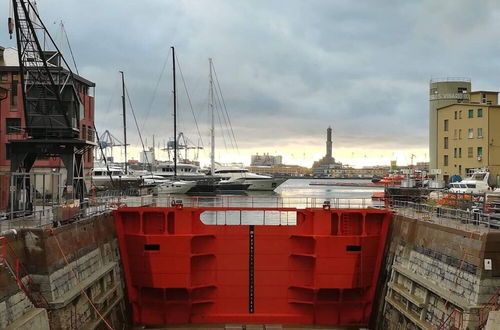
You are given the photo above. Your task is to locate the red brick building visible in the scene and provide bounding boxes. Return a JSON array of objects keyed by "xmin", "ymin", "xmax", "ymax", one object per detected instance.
[{"xmin": 0, "ymin": 46, "xmax": 95, "ymax": 210}]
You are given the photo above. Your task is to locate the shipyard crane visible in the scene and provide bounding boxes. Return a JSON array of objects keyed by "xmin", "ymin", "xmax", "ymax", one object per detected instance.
[
  {"xmin": 163, "ymin": 132, "xmax": 203, "ymax": 162},
  {"xmin": 97, "ymin": 130, "xmax": 127, "ymax": 162},
  {"xmin": 8, "ymin": 0, "xmax": 95, "ymax": 205}
]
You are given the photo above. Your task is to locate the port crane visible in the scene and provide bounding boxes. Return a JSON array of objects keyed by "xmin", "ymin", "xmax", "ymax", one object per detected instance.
[
  {"xmin": 97, "ymin": 129, "xmax": 127, "ymax": 162},
  {"xmin": 8, "ymin": 0, "xmax": 95, "ymax": 206},
  {"xmin": 164, "ymin": 132, "xmax": 203, "ymax": 163}
]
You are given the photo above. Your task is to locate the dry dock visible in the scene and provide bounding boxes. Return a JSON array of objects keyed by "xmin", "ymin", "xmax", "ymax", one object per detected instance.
[{"xmin": 1, "ymin": 197, "xmax": 499, "ymax": 329}]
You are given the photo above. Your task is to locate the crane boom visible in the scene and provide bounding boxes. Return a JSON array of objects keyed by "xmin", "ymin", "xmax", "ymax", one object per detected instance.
[
  {"xmin": 11, "ymin": 0, "xmax": 82, "ymax": 138},
  {"xmin": 7, "ymin": 1, "xmax": 96, "ymax": 205}
]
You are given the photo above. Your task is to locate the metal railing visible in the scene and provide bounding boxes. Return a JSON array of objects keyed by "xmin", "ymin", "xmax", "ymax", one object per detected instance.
[
  {"xmin": 0, "ymin": 199, "xmax": 115, "ymax": 230},
  {"xmin": 393, "ymin": 200, "xmax": 500, "ymax": 229},
  {"xmin": 151, "ymin": 196, "xmax": 383, "ymax": 209},
  {"xmin": 430, "ymin": 77, "xmax": 471, "ymax": 83},
  {"xmin": 1, "ymin": 195, "xmax": 385, "ymax": 230}
]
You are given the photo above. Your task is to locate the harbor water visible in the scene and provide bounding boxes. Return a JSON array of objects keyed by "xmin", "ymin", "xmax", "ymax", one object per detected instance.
[{"xmin": 162, "ymin": 179, "xmax": 385, "ymax": 225}]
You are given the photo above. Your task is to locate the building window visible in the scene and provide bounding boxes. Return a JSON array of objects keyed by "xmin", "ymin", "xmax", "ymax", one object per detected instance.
[
  {"xmin": 477, "ymin": 128, "xmax": 483, "ymax": 138},
  {"xmin": 87, "ymin": 126, "xmax": 93, "ymax": 141},
  {"xmin": 0, "ymin": 73, "xmax": 7, "ymax": 82},
  {"xmin": 468, "ymin": 128, "xmax": 474, "ymax": 139},
  {"xmin": 6, "ymin": 118, "xmax": 21, "ymax": 134},
  {"xmin": 444, "ymin": 155, "xmax": 448, "ymax": 166},
  {"xmin": 468, "ymin": 109, "xmax": 474, "ymax": 118},
  {"xmin": 482, "ymin": 93, "xmax": 487, "ymax": 103},
  {"xmin": 454, "ymin": 129, "xmax": 457, "ymax": 140},
  {"xmin": 444, "ymin": 119, "xmax": 449, "ymax": 131},
  {"xmin": 459, "ymin": 165, "xmax": 462, "ymax": 175},
  {"xmin": 459, "ymin": 111, "xmax": 462, "ymax": 119},
  {"xmin": 5, "ymin": 143, "xmax": 13, "ymax": 160},
  {"xmin": 458, "ymin": 129, "xmax": 462, "ymax": 139},
  {"xmin": 458, "ymin": 148, "xmax": 462, "ymax": 158},
  {"xmin": 454, "ymin": 148, "xmax": 457, "ymax": 158},
  {"xmin": 477, "ymin": 147, "xmax": 483, "ymax": 158},
  {"xmin": 468, "ymin": 147, "xmax": 473, "ymax": 158},
  {"xmin": 10, "ymin": 79, "xmax": 18, "ymax": 108},
  {"xmin": 444, "ymin": 137, "xmax": 448, "ymax": 149},
  {"xmin": 454, "ymin": 111, "xmax": 457, "ymax": 120},
  {"xmin": 81, "ymin": 125, "xmax": 87, "ymax": 140},
  {"xmin": 478, "ymin": 109, "xmax": 483, "ymax": 117}
]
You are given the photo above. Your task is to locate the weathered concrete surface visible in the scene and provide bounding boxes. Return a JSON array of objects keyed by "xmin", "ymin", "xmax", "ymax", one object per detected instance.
[
  {"xmin": 485, "ymin": 310, "xmax": 500, "ymax": 330},
  {"xmin": 0, "ymin": 213, "xmax": 128, "ymax": 329},
  {"xmin": 4, "ymin": 307, "xmax": 49, "ymax": 330},
  {"xmin": 374, "ymin": 213, "xmax": 500, "ymax": 329}
]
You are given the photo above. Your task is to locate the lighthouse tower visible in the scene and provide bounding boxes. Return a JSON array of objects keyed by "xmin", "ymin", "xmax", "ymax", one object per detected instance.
[{"xmin": 326, "ymin": 126, "xmax": 333, "ymax": 161}]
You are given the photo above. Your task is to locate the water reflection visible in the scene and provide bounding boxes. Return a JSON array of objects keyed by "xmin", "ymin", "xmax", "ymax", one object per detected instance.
[{"xmin": 157, "ymin": 179, "xmax": 384, "ymax": 209}]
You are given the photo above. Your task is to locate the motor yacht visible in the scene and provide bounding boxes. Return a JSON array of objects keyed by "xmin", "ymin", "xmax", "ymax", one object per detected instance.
[
  {"xmin": 448, "ymin": 168, "xmax": 491, "ymax": 194},
  {"xmin": 154, "ymin": 180, "xmax": 197, "ymax": 194},
  {"xmin": 213, "ymin": 166, "xmax": 287, "ymax": 191},
  {"xmin": 91, "ymin": 165, "xmax": 142, "ymax": 191},
  {"xmin": 152, "ymin": 161, "xmax": 208, "ymax": 180}
]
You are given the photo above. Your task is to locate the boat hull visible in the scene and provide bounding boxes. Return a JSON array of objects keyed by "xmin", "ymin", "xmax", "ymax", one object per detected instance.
[
  {"xmin": 113, "ymin": 206, "xmax": 391, "ymax": 326},
  {"xmin": 154, "ymin": 181, "xmax": 196, "ymax": 194},
  {"xmin": 92, "ymin": 177, "xmax": 141, "ymax": 191},
  {"xmin": 244, "ymin": 178, "xmax": 287, "ymax": 191}
]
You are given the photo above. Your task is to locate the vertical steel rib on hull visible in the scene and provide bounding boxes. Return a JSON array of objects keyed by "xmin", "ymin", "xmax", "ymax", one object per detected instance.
[{"xmin": 113, "ymin": 206, "xmax": 391, "ymax": 326}]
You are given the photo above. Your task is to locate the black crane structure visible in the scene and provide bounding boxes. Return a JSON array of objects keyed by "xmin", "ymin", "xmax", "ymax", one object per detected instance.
[{"xmin": 8, "ymin": 0, "xmax": 95, "ymax": 203}]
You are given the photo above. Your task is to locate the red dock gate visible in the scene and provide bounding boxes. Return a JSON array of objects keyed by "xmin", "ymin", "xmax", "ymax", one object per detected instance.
[{"xmin": 113, "ymin": 206, "xmax": 391, "ymax": 326}]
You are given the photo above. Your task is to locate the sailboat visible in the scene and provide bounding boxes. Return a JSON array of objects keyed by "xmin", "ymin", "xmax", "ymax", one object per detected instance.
[
  {"xmin": 206, "ymin": 59, "xmax": 284, "ymax": 191},
  {"xmin": 92, "ymin": 72, "xmax": 142, "ymax": 191},
  {"xmin": 154, "ymin": 47, "xmax": 196, "ymax": 194}
]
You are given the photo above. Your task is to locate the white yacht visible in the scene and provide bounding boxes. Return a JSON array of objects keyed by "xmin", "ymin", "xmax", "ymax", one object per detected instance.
[
  {"xmin": 130, "ymin": 171, "xmax": 169, "ymax": 185},
  {"xmin": 91, "ymin": 165, "xmax": 142, "ymax": 190},
  {"xmin": 213, "ymin": 166, "xmax": 287, "ymax": 191},
  {"xmin": 130, "ymin": 169, "xmax": 197, "ymax": 194},
  {"xmin": 154, "ymin": 180, "xmax": 197, "ymax": 194},
  {"xmin": 152, "ymin": 161, "xmax": 206, "ymax": 179},
  {"xmin": 449, "ymin": 168, "xmax": 491, "ymax": 194}
]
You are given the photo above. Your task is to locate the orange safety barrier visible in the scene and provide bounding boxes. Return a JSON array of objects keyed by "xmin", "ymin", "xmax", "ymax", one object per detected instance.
[{"xmin": 113, "ymin": 206, "xmax": 391, "ymax": 326}]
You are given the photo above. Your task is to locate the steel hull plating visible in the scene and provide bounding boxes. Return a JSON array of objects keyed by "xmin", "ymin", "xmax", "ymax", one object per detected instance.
[{"xmin": 113, "ymin": 206, "xmax": 391, "ymax": 326}]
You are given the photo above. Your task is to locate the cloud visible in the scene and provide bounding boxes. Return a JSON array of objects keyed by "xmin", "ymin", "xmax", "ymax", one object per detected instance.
[{"xmin": 2, "ymin": 0, "xmax": 500, "ymax": 166}]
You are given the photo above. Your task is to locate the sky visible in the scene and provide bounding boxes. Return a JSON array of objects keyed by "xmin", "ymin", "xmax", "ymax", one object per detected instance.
[{"xmin": 2, "ymin": 0, "xmax": 500, "ymax": 168}]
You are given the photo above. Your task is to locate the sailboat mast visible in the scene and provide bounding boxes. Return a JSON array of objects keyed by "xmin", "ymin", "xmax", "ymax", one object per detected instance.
[
  {"xmin": 172, "ymin": 46, "xmax": 177, "ymax": 178},
  {"xmin": 120, "ymin": 71, "xmax": 128, "ymax": 174},
  {"xmin": 209, "ymin": 58, "xmax": 215, "ymax": 176}
]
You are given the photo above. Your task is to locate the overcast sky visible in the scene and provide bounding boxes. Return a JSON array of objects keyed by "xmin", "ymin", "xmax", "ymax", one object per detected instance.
[{"xmin": 2, "ymin": 0, "xmax": 500, "ymax": 167}]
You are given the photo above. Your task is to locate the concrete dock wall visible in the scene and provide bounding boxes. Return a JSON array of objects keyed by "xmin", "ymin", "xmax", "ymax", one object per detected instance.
[
  {"xmin": 375, "ymin": 212, "xmax": 500, "ymax": 329},
  {"xmin": 0, "ymin": 213, "xmax": 127, "ymax": 329}
]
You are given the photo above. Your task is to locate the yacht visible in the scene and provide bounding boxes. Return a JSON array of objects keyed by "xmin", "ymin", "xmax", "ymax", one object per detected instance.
[
  {"xmin": 448, "ymin": 168, "xmax": 491, "ymax": 194},
  {"xmin": 153, "ymin": 161, "xmax": 207, "ymax": 180},
  {"xmin": 91, "ymin": 165, "xmax": 142, "ymax": 191},
  {"xmin": 130, "ymin": 171, "xmax": 170, "ymax": 186},
  {"xmin": 214, "ymin": 166, "xmax": 287, "ymax": 191},
  {"xmin": 130, "ymin": 169, "xmax": 198, "ymax": 194},
  {"xmin": 154, "ymin": 180, "xmax": 197, "ymax": 194}
]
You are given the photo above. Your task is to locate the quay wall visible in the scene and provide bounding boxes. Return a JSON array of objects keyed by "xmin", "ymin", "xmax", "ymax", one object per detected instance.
[
  {"xmin": 0, "ymin": 213, "xmax": 128, "ymax": 329},
  {"xmin": 3, "ymin": 204, "xmax": 500, "ymax": 329},
  {"xmin": 374, "ymin": 212, "xmax": 500, "ymax": 329}
]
